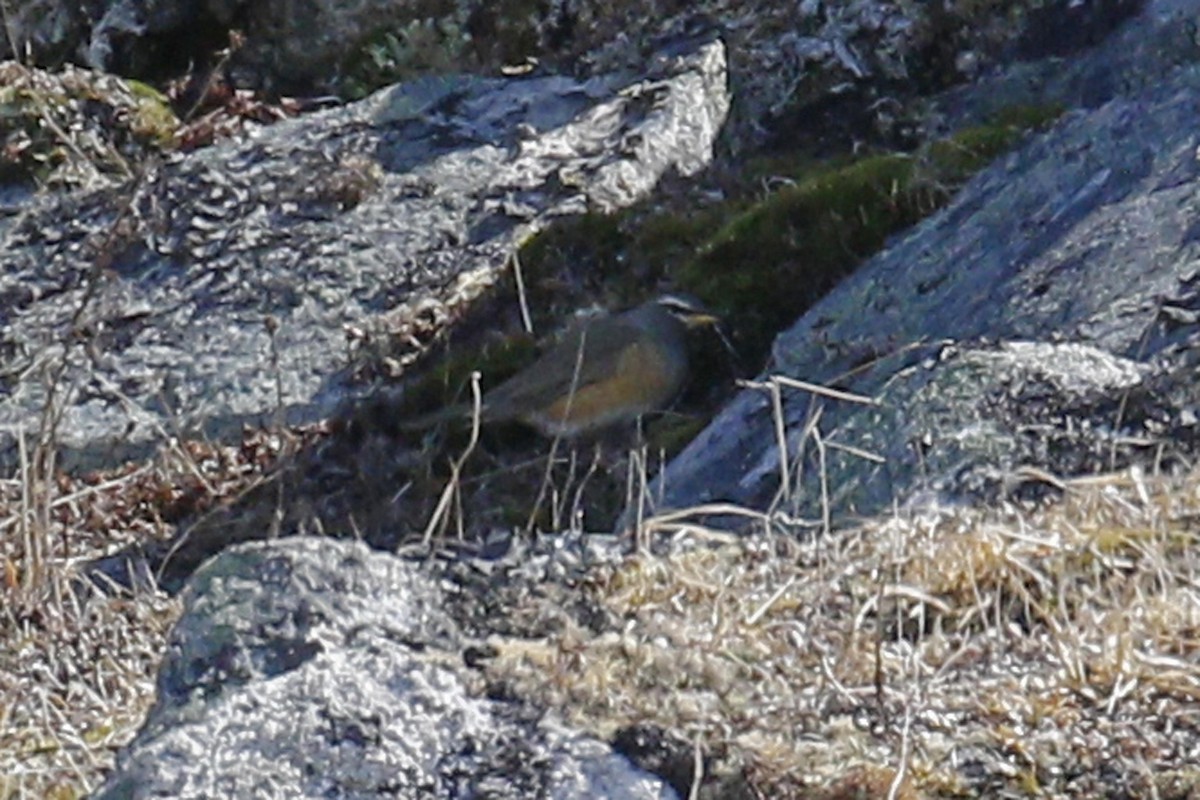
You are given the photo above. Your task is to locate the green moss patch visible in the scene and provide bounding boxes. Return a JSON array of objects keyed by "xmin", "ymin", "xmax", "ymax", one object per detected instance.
[
  {"xmin": 677, "ymin": 106, "xmax": 1064, "ymax": 360},
  {"xmin": 0, "ymin": 63, "xmax": 180, "ymax": 187}
]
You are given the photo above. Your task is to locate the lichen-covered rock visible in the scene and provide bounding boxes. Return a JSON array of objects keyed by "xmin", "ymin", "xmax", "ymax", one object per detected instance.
[
  {"xmin": 760, "ymin": 341, "xmax": 1187, "ymax": 519},
  {"xmin": 9, "ymin": 0, "xmax": 1139, "ymax": 156},
  {"xmin": 0, "ymin": 34, "xmax": 728, "ymax": 472},
  {"xmin": 91, "ymin": 537, "xmax": 677, "ymax": 799},
  {"xmin": 0, "ymin": 61, "xmax": 177, "ymax": 188},
  {"xmin": 0, "ymin": 0, "xmax": 91, "ymax": 64}
]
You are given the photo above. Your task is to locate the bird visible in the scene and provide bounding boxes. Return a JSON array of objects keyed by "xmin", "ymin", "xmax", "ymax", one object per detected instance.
[{"xmin": 404, "ymin": 293, "xmax": 719, "ymax": 438}]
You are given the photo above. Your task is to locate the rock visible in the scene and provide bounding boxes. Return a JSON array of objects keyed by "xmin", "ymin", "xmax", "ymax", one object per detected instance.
[
  {"xmin": 655, "ymin": 0, "xmax": 1200, "ymax": 523},
  {"xmin": 90, "ymin": 537, "xmax": 677, "ymax": 799},
  {"xmin": 8, "ymin": 1, "xmax": 1138, "ymax": 154},
  {"xmin": 760, "ymin": 341, "xmax": 1186, "ymax": 522},
  {"xmin": 0, "ymin": 33, "xmax": 728, "ymax": 472},
  {"xmin": 0, "ymin": 62, "xmax": 178, "ymax": 189},
  {"xmin": 15, "ymin": 3, "xmax": 1200, "ymax": 798},
  {"xmin": 0, "ymin": 0, "xmax": 93, "ymax": 64}
]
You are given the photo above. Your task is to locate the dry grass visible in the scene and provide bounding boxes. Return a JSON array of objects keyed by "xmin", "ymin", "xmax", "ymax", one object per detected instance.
[
  {"xmin": 5, "ymin": 409, "xmax": 1200, "ymax": 798},
  {"xmin": 487, "ymin": 465, "xmax": 1200, "ymax": 798},
  {"xmin": 0, "ymin": 429, "xmax": 297, "ymax": 799},
  {"xmin": 0, "ymin": 578, "xmax": 177, "ymax": 799}
]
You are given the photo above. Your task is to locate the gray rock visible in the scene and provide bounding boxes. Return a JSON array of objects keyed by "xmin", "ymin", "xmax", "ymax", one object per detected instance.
[
  {"xmin": 656, "ymin": 0, "xmax": 1200, "ymax": 522},
  {"xmin": 0, "ymin": 34, "xmax": 728, "ymax": 472},
  {"xmin": 765, "ymin": 341, "xmax": 1181, "ymax": 523},
  {"xmin": 10, "ymin": 1, "xmax": 1133, "ymax": 155},
  {"xmin": 931, "ymin": 0, "xmax": 1199, "ymax": 130},
  {"xmin": 91, "ymin": 537, "xmax": 676, "ymax": 799},
  {"xmin": 0, "ymin": 0, "xmax": 92, "ymax": 63}
]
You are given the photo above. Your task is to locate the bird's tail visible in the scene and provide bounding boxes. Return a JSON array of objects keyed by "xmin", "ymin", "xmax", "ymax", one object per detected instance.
[{"xmin": 397, "ymin": 403, "xmax": 480, "ymax": 432}]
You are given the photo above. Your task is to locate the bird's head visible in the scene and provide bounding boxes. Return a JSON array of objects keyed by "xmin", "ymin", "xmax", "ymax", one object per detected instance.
[{"xmin": 652, "ymin": 292, "xmax": 720, "ymax": 328}]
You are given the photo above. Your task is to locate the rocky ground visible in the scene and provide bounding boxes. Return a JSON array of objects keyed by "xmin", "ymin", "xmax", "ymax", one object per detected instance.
[{"xmin": 4, "ymin": 0, "xmax": 1200, "ymax": 797}]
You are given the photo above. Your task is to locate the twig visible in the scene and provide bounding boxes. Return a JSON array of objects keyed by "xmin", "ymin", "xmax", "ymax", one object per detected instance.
[
  {"xmin": 568, "ymin": 444, "xmax": 602, "ymax": 534},
  {"xmin": 640, "ymin": 502, "xmax": 772, "ymax": 528},
  {"xmin": 630, "ymin": 444, "xmax": 649, "ymax": 551},
  {"xmin": 511, "ymin": 250, "xmax": 534, "ymax": 335},
  {"xmin": 422, "ymin": 372, "xmax": 483, "ymax": 546},
  {"xmin": 814, "ymin": 427, "xmax": 830, "ymax": 536},
  {"xmin": 527, "ymin": 326, "xmax": 588, "ymax": 534},
  {"xmin": 767, "ymin": 377, "xmax": 790, "ymax": 502},
  {"xmin": 739, "ymin": 374, "xmax": 879, "ymax": 406},
  {"xmin": 688, "ymin": 735, "xmax": 704, "ymax": 800},
  {"xmin": 888, "ymin": 700, "xmax": 914, "ymax": 800},
  {"xmin": 745, "ymin": 577, "xmax": 796, "ymax": 626},
  {"xmin": 823, "ymin": 438, "xmax": 885, "ymax": 464},
  {"xmin": 0, "ymin": 461, "xmax": 153, "ymax": 535},
  {"xmin": 0, "ymin": 0, "xmax": 22, "ymax": 66}
]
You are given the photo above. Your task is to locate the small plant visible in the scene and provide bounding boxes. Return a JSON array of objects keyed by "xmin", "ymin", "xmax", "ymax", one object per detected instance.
[{"xmin": 341, "ymin": 17, "xmax": 473, "ymax": 100}]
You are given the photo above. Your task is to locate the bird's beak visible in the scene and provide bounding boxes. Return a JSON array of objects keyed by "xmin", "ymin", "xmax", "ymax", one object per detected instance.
[{"xmin": 684, "ymin": 312, "xmax": 720, "ymax": 328}]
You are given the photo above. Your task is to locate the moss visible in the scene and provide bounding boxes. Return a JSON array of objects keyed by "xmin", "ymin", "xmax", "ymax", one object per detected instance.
[
  {"xmin": 622, "ymin": 208, "xmax": 726, "ymax": 295},
  {"xmin": 513, "ymin": 212, "xmax": 632, "ymax": 312},
  {"xmin": 0, "ymin": 63, "xmax": 181, "ymax": 186},
  {"xmin": 515, "ymin": 202, "xmax": 728, "ymax": 314},
  {"xmin": 926, "ymin": 104, "xmax": 1062, "ymax": 174},
  {"xmin": 907, "ymin": 0, "xmax": 1048, "ymax": 93},
  {"xmin": 511, "ymin": 103, "xmax": 1061, "ymax": 376},
  {"xmin": 675, "ymin": 105, "xmax": 1065, "ymax": 362},
  {"xmin": 366, "ymin": 104, "xmax": 1065, "ymax": 534},
  {"xmin": 677, "ymin": 152, "xmax": 927, "ymax": 356},
  {"xmin": 643, "ymin": 415, "xmax": 711, "ymax": 457},
  {"xmin": 124, "ymin": 79, "xmax": 182, "ymax": 146},
  {"xmin": 339, "ymin": 0, "xmax": 558, "ymax": 98},
  {"xmin": 464, "ymin": 0, "xmax": 550, "ymax": 67},
  {"xmin": 520, "ymin": 212, "xmax": 627, "ymax": 280},
  {"xmin": 987, "ymin": 102, "xmax": 1066, "ymax": 132}
]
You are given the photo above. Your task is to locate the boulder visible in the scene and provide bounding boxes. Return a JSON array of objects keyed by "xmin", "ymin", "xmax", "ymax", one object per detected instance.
[
  {"xmin": 91, "ymin": 537, "xmax": 677, "ymax": 799},
  {"xmin": 0, "ymin": 34, "xmax": 728, "ymax": 472},
  {"xmin": 655, "ymin": 0, "xmax": 1200, "ymax": 523}
]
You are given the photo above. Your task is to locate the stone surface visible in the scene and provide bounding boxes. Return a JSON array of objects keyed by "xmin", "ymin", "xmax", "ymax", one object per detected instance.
[
  {"xmin": 768, "ymin": 341, "xmax": 1190, "ymax": 521},
  {"xmin": 0, "ymin": 34, "xmax": 728, "ymax": 472},
  {"xmin": 6, "ymin": 1, "xmax": 1131, "ymax": 153},
  {"xmin": 91, "ymin": 537, "xmax": 676, "ymax": 799},
  {"xmin": 655, "ymin": 0, "xmax": 1200, "ymax": 523},
  {"xmin": 11, "ymin": 3, "xmax": 1200, "ymax": 798}
]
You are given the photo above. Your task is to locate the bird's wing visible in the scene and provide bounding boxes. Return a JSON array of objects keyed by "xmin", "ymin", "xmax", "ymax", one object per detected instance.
[{"xmin": 481, "ymin": 318, "xmax": 644, "ymax": 415}]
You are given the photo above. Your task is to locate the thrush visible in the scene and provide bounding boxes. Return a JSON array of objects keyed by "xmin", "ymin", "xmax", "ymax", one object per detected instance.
[{"xmin": 405, "ymin": 293, "xmax": 718, "ymax": 438}]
